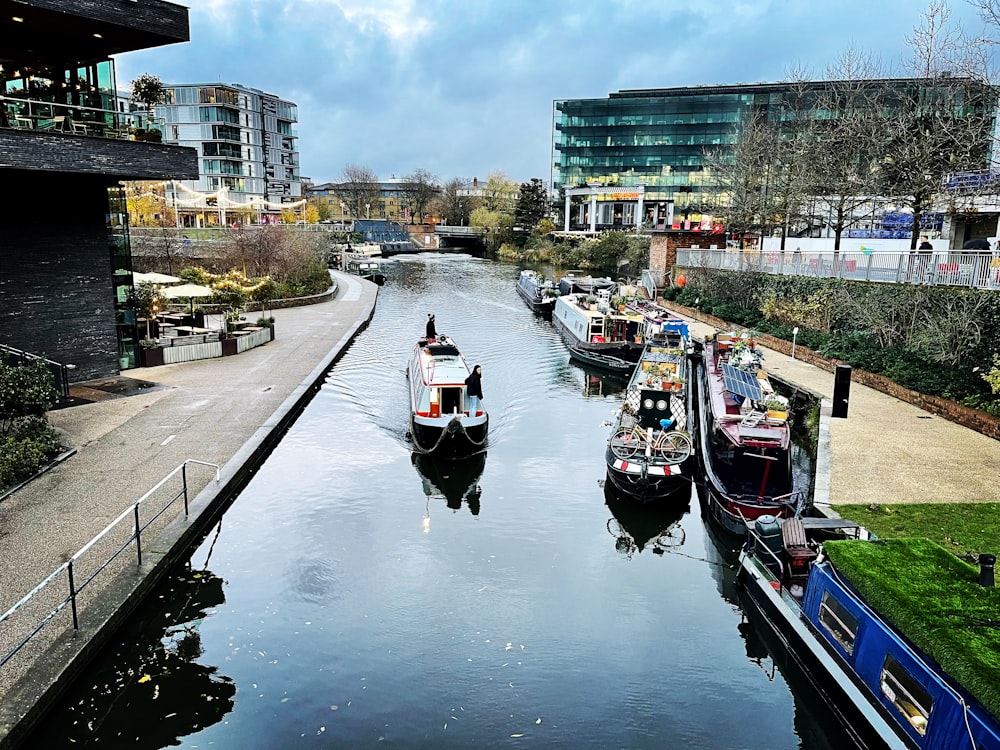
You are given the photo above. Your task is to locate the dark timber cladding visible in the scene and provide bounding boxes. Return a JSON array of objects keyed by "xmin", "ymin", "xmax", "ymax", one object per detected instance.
[
  {"xmin": 0, "ymin": 0, "xmax": 190, "ymax": 63},
  {"xmin": 0, "ymin": 0, "xmax": 197, "ymax": 382}
]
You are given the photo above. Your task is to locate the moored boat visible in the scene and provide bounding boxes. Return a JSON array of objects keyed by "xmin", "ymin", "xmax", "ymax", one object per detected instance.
[
  {"xmin": 557, "ymin": 271, "xmax": 616, "ymax": 296},
  {"xmin": 516, "ymin": 270, "xmax": 559, "ymax": 317},
  {"xmin": 566, "ymin": 346, "xmax": 634, "ymax": 377},
  {"xmin": 697, "ymin": 330, "xmax": 801, "ymax": 534},
  {"xmin": 346, "ymin": 256, "xmax": 387, "ymax": 285},
  {"xmin": 739, "ymin": 516, "xmax": 1000, "ymax": 750},
  {"xmin": 407, "ymin": 335, "xmax": 488, "ymax": 457},
  {"xmin": 605, "ymin": 318, "xmax": 695, "ymax": 502},
  {"xmin": 551, "ymin": 291, "xmax": 643, "ymax": 358}
]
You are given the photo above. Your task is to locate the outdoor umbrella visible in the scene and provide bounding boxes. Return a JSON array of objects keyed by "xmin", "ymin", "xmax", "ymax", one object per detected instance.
[
  {"xmin": 134, "ymin": 271, "xmax": 182, "ymax": 284},
  {"xmin": 161, "ymin": 283, "xmax": 215, "ymax": 314}
]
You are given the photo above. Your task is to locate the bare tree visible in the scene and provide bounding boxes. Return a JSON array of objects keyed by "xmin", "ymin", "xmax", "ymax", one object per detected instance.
[
  {"xmin": 399, "ymin": 169, "xmax": 440, "ymax": 224},
  {"xmin": 704, "ymin": 111, "xmax": 779, "ymax": 244},
  {"xmin": 434, "ymin": 178, "xmax": 472, "ymax": 225},
  {"xmin": 882, "ymin": 2, "xmax": 999, "ymax": 247},
  {"xmin": 805, "ymin": 49, "xmax": 894, "ymax": 250},
  {"xmin": 337, "ymin": 164, "xmax": 381, "ymax": 219}
]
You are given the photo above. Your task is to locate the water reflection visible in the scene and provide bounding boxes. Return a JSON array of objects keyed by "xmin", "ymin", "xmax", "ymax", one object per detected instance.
[
  {"xmin": 32, "ymin": 560, "xmax": 235, "ymax": 748},
  {"xmin": 412, "ymin": 451, "xmax": 485, "ymax": 516},
  {"xmin": 603, "ymin": 481, "xmax": 691, "ymax": 557},
  {"xmin": 573, "ymin": 362, "xmax": 630, "ymax": 397}
]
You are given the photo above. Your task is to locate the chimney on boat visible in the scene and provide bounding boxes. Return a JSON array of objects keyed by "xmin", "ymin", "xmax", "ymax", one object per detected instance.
[{"xmin": 979, "ymin": 554, "xmax": 995, "ymax": 588}]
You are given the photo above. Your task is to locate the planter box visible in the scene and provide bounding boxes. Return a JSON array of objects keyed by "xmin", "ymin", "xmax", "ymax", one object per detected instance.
[
  {"xmin": 221, "ymin": 338, "xmax": 238, "ymax": 356},
  {"xmin": 140, "ymin": 347, "xmax": 164, "ymax": 367}
]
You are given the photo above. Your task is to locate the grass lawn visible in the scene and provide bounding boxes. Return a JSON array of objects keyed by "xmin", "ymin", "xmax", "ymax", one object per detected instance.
[
  {"xmin": 835, "ymin": 502, "xmax": 1000, "ymax": 562},
  {"xmin": 824, "ymin": 537, "xmax": 1000, "ymax": 722}
]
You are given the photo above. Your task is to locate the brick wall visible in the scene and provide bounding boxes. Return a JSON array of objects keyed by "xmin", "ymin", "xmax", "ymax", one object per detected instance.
[
  {"xmin": 650, "ymin": 232, "xmax": 725, "ymax": 280},
  {"xmin": 659, "ymin": 300, "xmax": 1000, "ymax": 440},
  {"xmin": 0, "ymin": 173, "xmax": 120, "ymax": 382}
]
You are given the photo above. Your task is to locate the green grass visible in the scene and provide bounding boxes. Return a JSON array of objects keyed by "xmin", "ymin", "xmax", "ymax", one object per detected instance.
[
  {"xmin": 836, "ymin": 502, "xmax": 1000, "ymax": 562},
  {"xmin": 823, "ymin": 538, "xmax": 1000, "ymax": 721}
]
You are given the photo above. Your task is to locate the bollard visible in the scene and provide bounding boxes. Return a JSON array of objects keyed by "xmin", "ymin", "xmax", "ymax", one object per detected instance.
[
  {"xmin": 980, "ymin": 554, "xmax": 995, "ymax": 588},
  {"xmin": 832, "ymin": 364, "xmax": 852, "ymax": 418}
]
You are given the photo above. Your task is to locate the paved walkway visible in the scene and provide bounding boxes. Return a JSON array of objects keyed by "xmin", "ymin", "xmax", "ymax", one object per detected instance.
[
  {"xmin": 0, "ymin": 271, "xmax": 377, "ymax": 747},
  {"xmin": 681, "ymin": 316, "xmax": 1000, "ymax": 508}
]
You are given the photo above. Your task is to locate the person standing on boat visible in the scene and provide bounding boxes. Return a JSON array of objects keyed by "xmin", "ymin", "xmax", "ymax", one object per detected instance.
[
  {"xmin": 465, "ymin": 365, "xmax": 484, "ymax": 415},
  {"xmin": 426, "ymin": 313, "xmax": 437, "ymax": 340}
]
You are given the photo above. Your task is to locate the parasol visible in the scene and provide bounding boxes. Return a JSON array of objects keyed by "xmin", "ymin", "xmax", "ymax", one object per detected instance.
[
  {"xmin": 160, "ymin": 283, "xmax": 215, "ymax": 314},
  {"xmin": 134, "ymin": 271, "xmax": 182, "ymax": 284}
]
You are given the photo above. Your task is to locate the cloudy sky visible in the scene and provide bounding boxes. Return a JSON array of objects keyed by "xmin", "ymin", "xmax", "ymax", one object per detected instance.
[{"xmin": 115, "ymin": 0, "xmax": 989, "ymax": 187}]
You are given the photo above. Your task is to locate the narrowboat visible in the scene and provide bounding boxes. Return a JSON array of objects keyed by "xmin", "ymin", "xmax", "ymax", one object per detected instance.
[
  {"xmin": 515, "ymin": 269, "xmax": 559, "ymax": 317},
  {"xmin": 566, "ymin": 347, "xmax": 635, "ymax": 377},
  {"xmin": 605, "ymin": 319, "xmax": 695, "ymax": 502},
  {"xmin": 551, "ymin": 292, "xmax": 643, "ymax": 358},
  {"xmin": 557, "ymin": 271, "xmax": 616, "ymax": 296},
  {"xmin": 346, "ymin": 257, "xmax": 387, "ymax": 285},
  {"xmin": 697, "ymin": 331, "xmax": 800, "ymax": 534},
  {"xmin": 407, "ymin": 335, "xmax": 488, "ymax": 457},
  {"xmin": 739, "ymin": 516, "xmax": 1000, "ymax": 750}
]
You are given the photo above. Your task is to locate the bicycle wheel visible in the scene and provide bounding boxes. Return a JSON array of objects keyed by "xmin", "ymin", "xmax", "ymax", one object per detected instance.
[
  {"xmin": 656, "ymin": 431, "xmax": 692, "ymax": 463},
  {"xmin": 609, "ymin": 428, "xmax": 640, "ymax": 460}
]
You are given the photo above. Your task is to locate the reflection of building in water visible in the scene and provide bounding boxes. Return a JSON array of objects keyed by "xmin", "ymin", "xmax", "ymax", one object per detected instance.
[
  {"xmin": 30, "ymin": 563, "xmax": 235, "ymax": 746},
  {"xmin": 603, "ymin": 481, "xmax": 690, "ymax": 557},
  {"xmin": 412, "ymin": 452, "xmax": 485, "ymax": 516}
]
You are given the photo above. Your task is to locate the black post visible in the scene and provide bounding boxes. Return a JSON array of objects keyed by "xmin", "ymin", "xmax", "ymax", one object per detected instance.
[
  {"xmin": 980, "ymin": 554, "xmax": 995, "ymax": 588},
  {"xmin": 832, "ymin": 364, "xmax": 852, "ymax": 418}
]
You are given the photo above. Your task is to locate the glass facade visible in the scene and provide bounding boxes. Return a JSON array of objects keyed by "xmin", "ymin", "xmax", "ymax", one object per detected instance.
[{"xmin": 552, "ymin": 80, "xmax": 996, "ymax": 218}]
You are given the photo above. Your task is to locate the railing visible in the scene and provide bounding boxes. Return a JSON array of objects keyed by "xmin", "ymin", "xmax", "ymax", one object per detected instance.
[
  {"xmin": 676, "ymin": 247, "xmax": 1000, "ymax": 290},
  {"xmin": 0, "ymin": 95, "xmax": 164, "ymax": 140},
  {"xmin": 0, "ymin": 460, "xmax": 219, "ymax": 670},
  {"xmin": 0, "ymin": 344, "xmax": 74, "ymax": 399}
]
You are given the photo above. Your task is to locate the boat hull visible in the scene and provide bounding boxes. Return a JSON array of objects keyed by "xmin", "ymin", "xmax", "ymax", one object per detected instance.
[
  {"xmin": 737, "ymin": 556, "xmax": 914, "ymax": 750},
  {"xmin": 410, "ymin": 413, "xmax": 488, "ymax": 458},
  {"xmin": 551, "ymin": 297, "xmax": 639, "ymax": 358},
  {"xmin": 567, "ymin": 347, "xmax": 634, "ymax": 376},
  {"xmin": 515, "ymin": 284, "xmax": 556, "ymax": 317},
  {"xmin": 605, "ymin": 459, "xmax": 691, "ymax": 503}
]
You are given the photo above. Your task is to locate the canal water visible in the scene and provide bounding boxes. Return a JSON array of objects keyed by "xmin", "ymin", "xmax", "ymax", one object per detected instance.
[{"xmin": 34, "ymin": 254, "xmax": 857, "ymax": 749}]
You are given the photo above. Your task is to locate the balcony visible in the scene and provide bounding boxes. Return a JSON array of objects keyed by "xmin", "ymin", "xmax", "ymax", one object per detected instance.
[{"xmin": 0, "ymin": 96, "xmax": 197, "ymax": 180}]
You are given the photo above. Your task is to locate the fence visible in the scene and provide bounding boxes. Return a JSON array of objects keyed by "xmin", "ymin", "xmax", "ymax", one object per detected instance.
[
  {"xmin": 0, "ymin": 460, "xmax": 219, "ymax": 671},
  {"xmin": 675, "ymin": 248, "xmax": 1000, "ymax": 290}
]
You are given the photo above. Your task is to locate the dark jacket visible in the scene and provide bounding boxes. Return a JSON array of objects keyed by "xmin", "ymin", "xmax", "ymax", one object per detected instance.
[
  {"xmin": 425, "ymin": 317, "xmax": 436, "ymax": 339},
  {"xmin": 465, "ymin": 369, "xmax": 483, "ymax": 399},
  {"xmin": 918, "ymin": 241, "xmax": 933, "ymax": 251}
]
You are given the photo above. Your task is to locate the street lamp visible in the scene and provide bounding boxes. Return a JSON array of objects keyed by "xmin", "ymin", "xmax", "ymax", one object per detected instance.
[
  {"xmin": 365, "ymin": 203, "xmax": 370, "ymax": 220},
  {"xmin": 791, "ymin": 326, "xmax": 799, "ymax": 360}
]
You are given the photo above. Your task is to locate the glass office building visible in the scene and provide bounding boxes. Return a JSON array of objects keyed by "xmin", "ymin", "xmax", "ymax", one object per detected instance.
[{"xmin": 552, "ymin": 80, "xmax": 996, "ymax": 232}]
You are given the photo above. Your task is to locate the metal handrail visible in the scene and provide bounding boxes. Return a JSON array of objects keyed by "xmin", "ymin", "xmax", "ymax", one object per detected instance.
[
  {"xmin": 0, "ymin": 343, "xmax": 74, "ymax": 399},
  {"xmin": 0, "ymin": 459, "xmax": 219, "ymax": 668}
]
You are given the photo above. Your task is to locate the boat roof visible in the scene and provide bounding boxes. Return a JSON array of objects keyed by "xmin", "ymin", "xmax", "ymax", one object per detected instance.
[
  {"xmin": 413, "ymin": 337, "xmax": 470, "ymax": 385},
  {"xmin": 823, "ymin": 537, "xmax": 1000, "ymax": 721}
]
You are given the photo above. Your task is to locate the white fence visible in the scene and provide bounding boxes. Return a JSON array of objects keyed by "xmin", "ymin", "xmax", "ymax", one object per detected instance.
[
  {"xmin": 163, "ymin": 341, "xmax": 223, "ymax": 364},
  {"xmin": 676, "ymin": 247, "xmax": 1000, "ymax": 290},
  {"xmin": 236, "ymin": 327, "xmax": 272, "ymax": 353}
]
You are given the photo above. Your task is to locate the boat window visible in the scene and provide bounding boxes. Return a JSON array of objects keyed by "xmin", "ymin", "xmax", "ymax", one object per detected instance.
[
  {"xmin": 880, "ymin": 655, "xmax": 932, "ymax": 737},
  {"xmin": 818, "ymin": 591, "xmax": 859, "ymax": 655}
]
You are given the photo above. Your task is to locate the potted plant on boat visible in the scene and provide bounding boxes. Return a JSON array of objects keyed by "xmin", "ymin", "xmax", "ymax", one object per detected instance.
[{"xmin": 585, "ymin": 294, "xmax": 598, "ymax": 310}]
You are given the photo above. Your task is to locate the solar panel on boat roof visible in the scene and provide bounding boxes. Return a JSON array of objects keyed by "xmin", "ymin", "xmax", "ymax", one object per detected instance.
[{"xmin": 721, "ymin": 362, "xmax": 763, "ymax": 402}]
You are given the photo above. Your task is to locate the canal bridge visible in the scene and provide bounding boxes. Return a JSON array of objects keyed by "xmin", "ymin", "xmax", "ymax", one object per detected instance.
[{"xmin": 435, "ymin": 224, "xmax": 487, "ymax": 250}]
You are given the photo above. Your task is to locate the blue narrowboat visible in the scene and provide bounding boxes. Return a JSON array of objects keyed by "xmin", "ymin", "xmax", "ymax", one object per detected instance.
[{"xmin": 739, "ymin": 516, "xmax": 1000, "ymax": 750}]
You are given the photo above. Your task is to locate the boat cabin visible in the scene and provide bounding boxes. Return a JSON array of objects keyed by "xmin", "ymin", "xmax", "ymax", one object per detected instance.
[{"xmin": 410, "ymin": 337, "xmax": 479, "ymax": 418}]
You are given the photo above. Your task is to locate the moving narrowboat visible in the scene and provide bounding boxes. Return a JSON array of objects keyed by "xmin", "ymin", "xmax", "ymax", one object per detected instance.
[
  {"xmin": 515, "ymin": 269, "xmax": 559, "ymax": 317},
  {"xmin": 407, "ymin": 335, "xmax": 488, "ymax": 457}
]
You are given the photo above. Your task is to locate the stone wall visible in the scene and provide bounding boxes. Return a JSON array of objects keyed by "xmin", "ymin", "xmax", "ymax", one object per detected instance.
[{"xmin": 660, "ymin": 300, "xmax": 1000, "ymax": 440}]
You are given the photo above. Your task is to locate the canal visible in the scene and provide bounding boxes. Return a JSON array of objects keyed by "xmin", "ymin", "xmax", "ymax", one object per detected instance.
[{"xmin": 33, "ymin": 254, "xmax": 857, "ymax": 749}]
